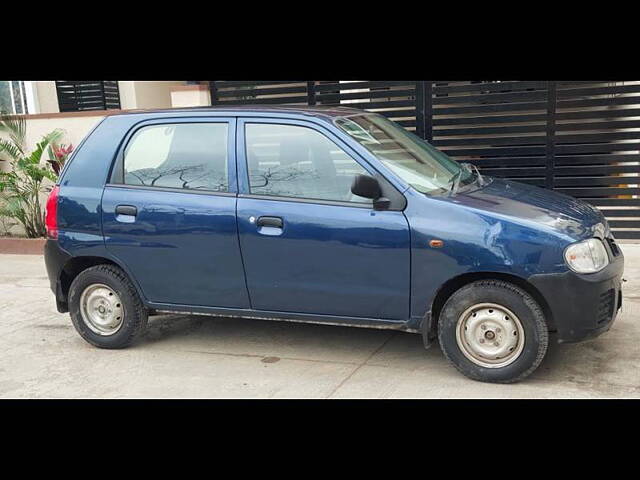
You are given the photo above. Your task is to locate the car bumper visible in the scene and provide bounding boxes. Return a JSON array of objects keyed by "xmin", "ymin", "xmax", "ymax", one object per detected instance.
[
  {"xmin": 529, "ymin": 251, "xmax": 624, "ymax": 343},
  {"xmin": 43, "ymin": 239, "xmax": 72, "ymax": 313}
]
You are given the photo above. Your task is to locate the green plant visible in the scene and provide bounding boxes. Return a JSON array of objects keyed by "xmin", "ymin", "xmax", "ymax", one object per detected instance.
[
  {"xmin": 0, "ymin": 205, "xmax": 16, "ymax": 235},
  {"xmin": 0, "ymin": 116, "xmax": 63, "ymax": 237}
]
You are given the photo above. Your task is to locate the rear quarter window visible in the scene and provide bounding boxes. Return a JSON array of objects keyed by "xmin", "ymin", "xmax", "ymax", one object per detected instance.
[{"xmin": 123, "ymin": 123, "xmax": 228, "ymax": 192}]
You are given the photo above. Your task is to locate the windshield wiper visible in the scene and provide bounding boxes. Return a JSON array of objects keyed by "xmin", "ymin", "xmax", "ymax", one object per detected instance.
[
  {"xmin": 449, "ymin": 163, "xmax": 486, "ymax": 196},
  {"xmin": 463, "ymin": 162, "xmax": 485, "ymax": 186},
  {"xmin": 448, "ymin": 169, "xmax": 463, "ymax": 196}
]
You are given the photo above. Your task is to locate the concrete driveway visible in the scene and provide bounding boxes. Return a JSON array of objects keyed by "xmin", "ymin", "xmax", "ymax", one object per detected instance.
[{"xmin": 1, "ymin": 246, "xmax": 639, "ymax": 398}]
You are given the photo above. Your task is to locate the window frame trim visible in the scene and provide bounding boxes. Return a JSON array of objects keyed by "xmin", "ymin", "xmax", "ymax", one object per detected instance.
[
  {"xmin": 104, "ymin": 183, "xmax": 238, "ymax": 198},
  {"xmin": 109, "ymin": 117, "xmax": 237, "ymax": 194},
  {"xmin": 236, "ymin": 117, "xmax": 381, "ymax": 206}
]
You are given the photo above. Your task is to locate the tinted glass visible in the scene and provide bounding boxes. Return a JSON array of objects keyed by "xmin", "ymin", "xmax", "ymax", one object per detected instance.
[
  {"xmin": 245, "ymin": 123, "xmax": 370, "ymax": 203},
  {"xmin": 334, "ymin": 113, "xmax": 474, "ymax": 195},
  {"xmin": 124, "ymin": 123, "xmax": 228, "ymax": 192}
]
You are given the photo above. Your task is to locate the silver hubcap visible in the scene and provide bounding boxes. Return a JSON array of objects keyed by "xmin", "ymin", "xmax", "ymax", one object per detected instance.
[
  {"xmin": 79, "ymin": 283, "xmax": 124, "ymax": 336},
  {"xmin": 455, "ymin": 303, "xmax": 525, "ymax": 368}
]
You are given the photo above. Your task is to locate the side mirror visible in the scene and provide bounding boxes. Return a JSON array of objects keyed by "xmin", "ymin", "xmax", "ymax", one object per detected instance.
[
  {"xmin": 351, "ymin": 174, "xmax": 381, "ymax": 199},
  {"xmin": 351, "ymin": 174, "xmax": 390, "ymax": 211}
]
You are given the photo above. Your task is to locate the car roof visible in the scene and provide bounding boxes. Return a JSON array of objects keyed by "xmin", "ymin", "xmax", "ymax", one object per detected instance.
[{"xmin": 108, "ymin": 104, "xmax": 372, "ymax": 120}]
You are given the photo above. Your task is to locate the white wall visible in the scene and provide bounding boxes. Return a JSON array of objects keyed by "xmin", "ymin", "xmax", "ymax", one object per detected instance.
[
  {"xmin": 171, "ymin": 86, "xmax": 211, "ymax": 108},
  {"xmin": 33, "ymin": 81, "xmax": 59, "ymax": 114},
  {"xmin": 0, "ymin": 113, "xmax": 106, "ymax": 173},
  {"xmin": 117, "ymin": 81, "xmax": 138, "ymax": 110},
  {"xmin": 117, "ymin": 81, "xmax": 183, "ymax": 110},
  {"xmin": 135, "ymin": 81, "xmax": 184, "ymax": 109}
]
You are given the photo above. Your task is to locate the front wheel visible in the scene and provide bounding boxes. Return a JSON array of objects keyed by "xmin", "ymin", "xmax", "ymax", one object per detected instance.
[{"xmin": 437, "ymin": 280, "xmax": 548, "ymax": 383}]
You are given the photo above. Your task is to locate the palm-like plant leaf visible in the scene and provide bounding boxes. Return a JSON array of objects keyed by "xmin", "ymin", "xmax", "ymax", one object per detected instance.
[
  {"xmin": 0, "ymin": 116, "xmax": 26, "ymax": 156},
  {"xmin": 2, "ymin": 196, "xmax": 25, "ymax": 214},
  {"xmin": 29, "ymin": 129, "xmax": 63, "ymax": 163},
  {"xmin": 0, "ymin": 139, "xmax": 21, "ymax": 161}
]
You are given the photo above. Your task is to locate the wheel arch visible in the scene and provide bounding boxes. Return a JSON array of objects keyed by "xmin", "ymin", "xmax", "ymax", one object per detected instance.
[
  {"xmin": 57, "ymin": 255, "xmax": 146, "ymax": 311},
  {"xmin": 427, "ymin": 271, "xmax": 556, "ymax": 337}
]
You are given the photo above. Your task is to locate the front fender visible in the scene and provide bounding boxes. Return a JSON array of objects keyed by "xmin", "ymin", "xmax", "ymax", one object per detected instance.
[{"xmin": 405, "ymin": 190, "xmax": 568, "ymax": 322}]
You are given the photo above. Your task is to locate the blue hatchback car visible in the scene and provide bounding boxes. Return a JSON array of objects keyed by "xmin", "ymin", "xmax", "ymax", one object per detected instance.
[{"xmin": 43, "ymin": 106, "xmax": 624, "ymax": 383}]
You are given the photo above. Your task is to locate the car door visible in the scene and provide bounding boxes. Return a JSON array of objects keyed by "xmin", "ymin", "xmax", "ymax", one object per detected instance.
[
  {"xmin": 101, "ymin": 117, "xmax": 250, "ymax": 309},
  {"xmin": 236, "ymin": 118, "xmax": 410, "ymax": 321}
]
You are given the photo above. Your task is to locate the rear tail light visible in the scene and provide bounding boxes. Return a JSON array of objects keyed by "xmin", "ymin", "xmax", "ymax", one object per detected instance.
[{"xmin": 45, "ymin": 185, "xmax": 60, "ymax": 239}]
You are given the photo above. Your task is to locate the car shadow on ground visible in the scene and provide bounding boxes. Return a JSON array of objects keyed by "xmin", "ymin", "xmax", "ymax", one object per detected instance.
[{"xmin": 138, "ymin": 313, "xmax": 618, "ymax": 387}]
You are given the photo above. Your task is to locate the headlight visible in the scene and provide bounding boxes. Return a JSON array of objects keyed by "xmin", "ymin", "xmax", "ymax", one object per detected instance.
[{"xmin": 564, "ymin": 238, "xmax": 609, "ymax": 273}]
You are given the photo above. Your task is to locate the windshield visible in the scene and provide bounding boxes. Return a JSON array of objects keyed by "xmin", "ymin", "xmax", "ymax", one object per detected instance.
[{"xmin": 334, "ymin": 113, "xmax": 475, "ymax": 194}]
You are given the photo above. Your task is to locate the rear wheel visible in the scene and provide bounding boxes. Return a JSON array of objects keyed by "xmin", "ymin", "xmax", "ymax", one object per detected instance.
[
  {"xmin": 437, "ymin": 280, "xmax": 548, "ymax": 383},
  {"xmin": 68, "ymin": 264, "xmax": 148, "ymax": 349}
]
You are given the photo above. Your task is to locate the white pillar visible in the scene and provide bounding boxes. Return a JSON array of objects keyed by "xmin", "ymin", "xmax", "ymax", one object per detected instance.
[{"xmin": 171, "ymin": 85, "xmax": 211, "ymax": 108}]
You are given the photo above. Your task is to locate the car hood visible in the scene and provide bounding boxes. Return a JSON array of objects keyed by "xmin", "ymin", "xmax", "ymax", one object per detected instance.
[{"xmin": 442, "ymin": 177, "xmax": 607, "ymax": 241}]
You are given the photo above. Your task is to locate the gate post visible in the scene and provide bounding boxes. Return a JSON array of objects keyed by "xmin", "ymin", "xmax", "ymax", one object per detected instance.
[
  {"xmin": 416, "ymin": 81, "xmax": 426, "ymax": 139},
  {"xmin": 209, "ymin": 81, "xmax": 218, "ymax": 106},
  {"xmin": 546, "ymin": 81, "xmax": 557, "ymax": 189},
  {"xmin": 425, "ymin": 81, "xmax": 433, "ymax": 142},
  {"xmin": 416, "ymin": 81, "xmax": 433, "ymax": 141},
  {"xmin": 307, "ymin": 81, "xmax": 316, "ymax": 106}
]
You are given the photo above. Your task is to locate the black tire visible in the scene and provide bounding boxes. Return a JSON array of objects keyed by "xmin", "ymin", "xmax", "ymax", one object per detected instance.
[
  {"xmin": 68, "ymin": 264, "xmax": 148, "ymax": 349},
  {"xmin": 437, "ymin": 280, "xmax": 548, "ymax": 383}
]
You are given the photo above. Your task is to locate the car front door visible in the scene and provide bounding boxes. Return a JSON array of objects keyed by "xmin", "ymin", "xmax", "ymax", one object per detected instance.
[
  {"xmin": 236, "ymin": 118, "xmax": 410, "ymax": 321},
  {"xmin": 101, "ymin": 117, "xmax": 250, "ymax": 309}
]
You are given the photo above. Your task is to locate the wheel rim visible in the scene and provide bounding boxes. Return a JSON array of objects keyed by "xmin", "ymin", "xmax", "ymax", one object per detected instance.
[
  {"xmin": 79, "ymin": 283, "xmax": 125, "ymax": 336},
  {"xmin": 455, "ymin": 303, "xmax": 525, "ymax": 369}
]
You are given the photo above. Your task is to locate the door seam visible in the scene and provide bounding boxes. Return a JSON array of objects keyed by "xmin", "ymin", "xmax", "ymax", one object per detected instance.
[{"xmin": 234, "ymin": 119, "xmax": 254, "ymax": 308}]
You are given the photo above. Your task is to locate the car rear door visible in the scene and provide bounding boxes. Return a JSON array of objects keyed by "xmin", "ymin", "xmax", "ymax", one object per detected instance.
[
  {"xmin": 235, "ymin": 117, "xmax": 410, "ymax": 321},
  {"xmin": 101, "ymin": 117, "xmax": 250, "ymax": 309}
]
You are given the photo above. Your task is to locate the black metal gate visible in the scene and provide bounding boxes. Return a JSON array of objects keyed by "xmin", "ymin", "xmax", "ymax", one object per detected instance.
[{"xmin": 210, "ymin": 81, "xmax": 640, "ymax": 240}]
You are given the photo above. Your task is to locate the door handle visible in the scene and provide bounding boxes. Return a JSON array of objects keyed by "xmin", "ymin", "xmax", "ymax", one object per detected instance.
[
  {"xmin": 115, "ymin": 205, "xmax": 137, "ymax": 216},
  {"xmin": 256, "ymin": 216, "xmax": 283, "ymax": 228}
]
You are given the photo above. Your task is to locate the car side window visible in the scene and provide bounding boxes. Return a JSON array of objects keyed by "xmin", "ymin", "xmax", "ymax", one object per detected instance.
[
  {"xmin": 124, "ymin": 123, "xmax": 228, "ymax": 192},
  {"xmin": 245, "ymin": 123, "xmax": 372, "ymax": 203}
]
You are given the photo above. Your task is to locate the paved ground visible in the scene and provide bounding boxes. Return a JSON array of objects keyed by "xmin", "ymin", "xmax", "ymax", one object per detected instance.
[{"xmin": 1, "ymin": 246, "xmax": 639, "ymax": 398}]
